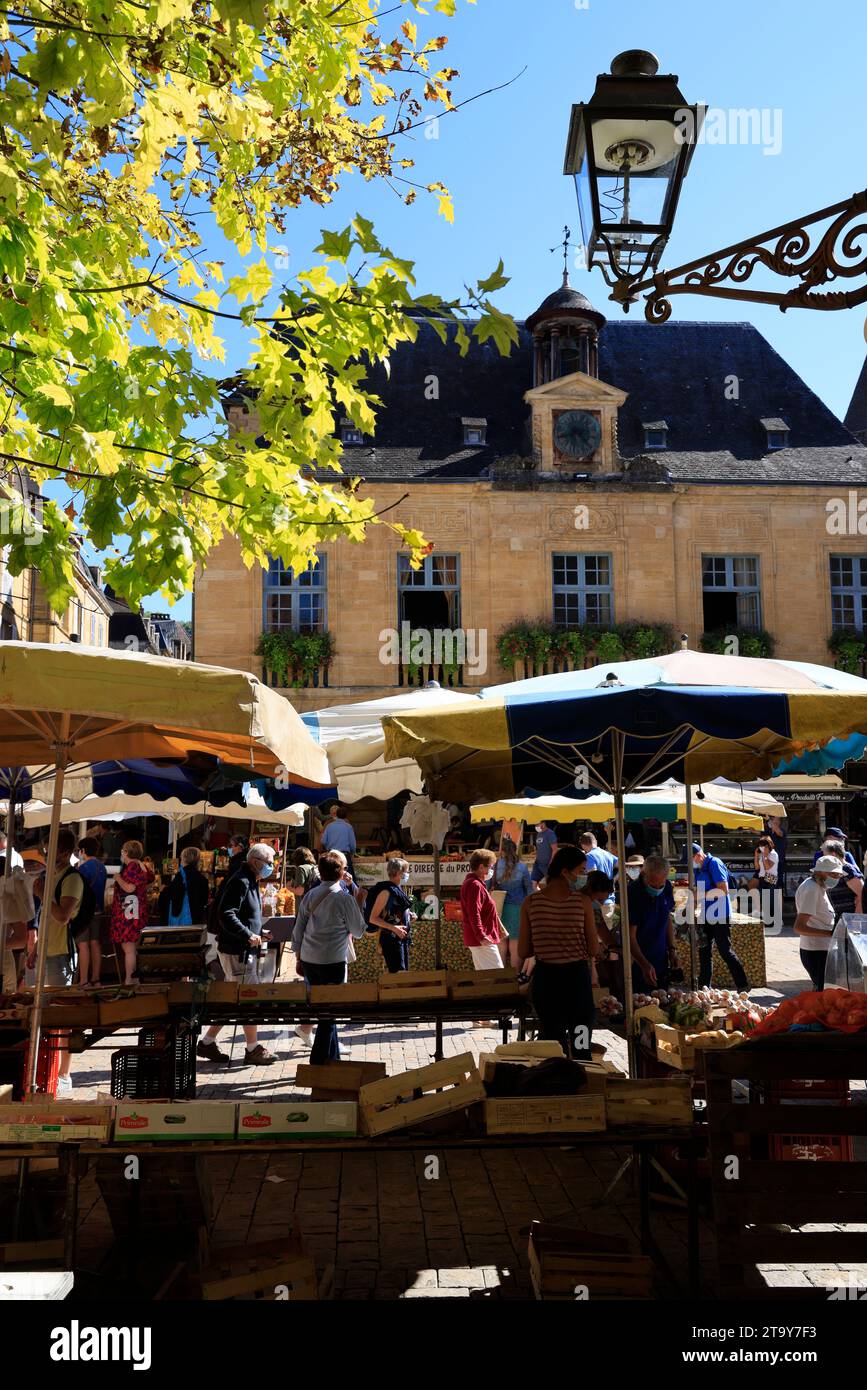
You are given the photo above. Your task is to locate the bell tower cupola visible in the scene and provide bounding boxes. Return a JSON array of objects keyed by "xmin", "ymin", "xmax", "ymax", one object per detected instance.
[{"xmin": 526, "ymin": 270, "xmax": 606, "ymax": 386}]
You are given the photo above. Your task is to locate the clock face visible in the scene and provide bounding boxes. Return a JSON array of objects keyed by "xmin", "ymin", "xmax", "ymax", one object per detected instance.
[{"xmin": 553, "ymin": 409, "xmax": 602, "ymax": 461}]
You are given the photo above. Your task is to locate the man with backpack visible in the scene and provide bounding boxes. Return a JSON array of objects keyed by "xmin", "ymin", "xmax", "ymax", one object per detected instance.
[
  {"xmin": 364, "ymin": 857, "xmax": 417, "ymax": 973},
  {"xmin": 32, "ymin": 828, "xmax": 96, "ymax": 1095},
  {"xmin": 692, "ymin": 842, "xmax": 749, "ymax": 991}
]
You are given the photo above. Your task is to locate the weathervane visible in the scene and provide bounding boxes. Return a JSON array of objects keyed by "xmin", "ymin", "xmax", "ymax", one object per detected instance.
[{"xmin": 550, "ymin": 225, "xmax": 572, "ymax": 283}]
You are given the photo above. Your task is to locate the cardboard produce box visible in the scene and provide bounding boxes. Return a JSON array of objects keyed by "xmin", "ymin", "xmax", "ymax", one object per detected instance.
[
  {"xmin": 485, "ymin": 1095, "xmax": 606, "ymax": 1135},
  {"xmin": 237, "ymin": 982, "xmax": 307, "ymax": 1005},
  {"xmin": 236, "ymin": 1102, "xmax": 357, "ymax": 1139},
  {"xmin": 113, "ymin": 1101, "xmax": 237, "ymax": 1143},
  {"xmin": 206, "ymin": 982, "xmax": 239, "ymax": 1006},
  {"xmin": 0, "ymin": 1102, "xmax": 112, "ymax": 1144}
]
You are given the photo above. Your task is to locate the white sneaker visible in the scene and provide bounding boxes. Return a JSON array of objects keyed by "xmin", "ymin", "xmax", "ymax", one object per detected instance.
[
  {"xmin": 293, "ymin": 1026, "xmax": 313, "ymax": 1048},
  {"xmin": 55, "ymin": 1074, "xmax": 73, "ymax": 1096}
]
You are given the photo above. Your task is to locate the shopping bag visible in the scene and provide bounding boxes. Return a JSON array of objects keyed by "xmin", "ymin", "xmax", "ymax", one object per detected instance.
[{"xmin": 824, "ymin": 914, "xmax": 867, "ymax": 992}]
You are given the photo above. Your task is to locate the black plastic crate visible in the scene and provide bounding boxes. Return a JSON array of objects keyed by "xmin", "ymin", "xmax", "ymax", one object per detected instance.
[{"xmin": 111, "ymin": 1029, "xmax": 196, "ymax": 1100}]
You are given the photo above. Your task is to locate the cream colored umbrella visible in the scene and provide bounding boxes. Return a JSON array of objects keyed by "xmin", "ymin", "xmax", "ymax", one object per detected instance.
[{"xmin": 0, "ymin": 641, "xmax": 329, "ymax": 1091}]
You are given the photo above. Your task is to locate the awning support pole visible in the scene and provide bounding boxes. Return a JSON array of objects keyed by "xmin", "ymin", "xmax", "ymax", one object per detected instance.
[{"xmin": 27, "ymin": 718, "xmax": 72, "ymax": 1093}]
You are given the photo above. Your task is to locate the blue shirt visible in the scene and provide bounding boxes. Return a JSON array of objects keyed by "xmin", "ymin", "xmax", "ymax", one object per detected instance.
[
  {"xmin": 695, "ymin": 855, "xmax": 731, "ymax": 924},
  {"xmin": 77, "ymin": 856, "xmax": 107, "ymax": 907},
  {"xmin": 533, "ymin": 828, "xmax": 557, "ymax": 873},
  {"xmin": 627, "ymin": 878, "xmax": 675, "ymax": 978},
  {"xmin": 495, "ymin": 858, "xmax": 533, "ymax": 907},
  {"xmin": 586, "ymin": 847, "xmax": 618, "ymax": 903},
  {"xmin": 321, "ymin": 820, "xmax": 357, "ymax": 855},
  {"xmin": 812, "ymin": 848, "xmax": 861, "ymax": 876}
]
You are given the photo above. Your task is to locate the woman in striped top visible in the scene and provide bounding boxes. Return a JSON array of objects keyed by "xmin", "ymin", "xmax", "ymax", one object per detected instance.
[{"xmin": 518, "ymin": 847, "xmax": 607, "ymax": 1060}]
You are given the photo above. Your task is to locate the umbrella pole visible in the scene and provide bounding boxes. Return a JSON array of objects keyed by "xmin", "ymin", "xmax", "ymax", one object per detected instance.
[
  {"xmin": 27, "ymin": 720, "xmax": 71, "ymax": 1093},
  {"xmin": 172, "ymin": 820, "xmax": 178, "ymax": 859},
  {"xmin": 1, "ymin": 788, "xmax": 15, "ymax": 993},
  {"xmin": 432, "ymin": 842, "xmax": 443, "ymax": 1061},
  {"xmin": 612, "ymin": 733, "xmax": 636, "ymax": 1076},
  {"xmin": 280, "ymin": 827, "xmax": 290, "ymax": 888},
  {"xmin": 685, "ymin": 784, "xmax": 698, "ymax": 990}
]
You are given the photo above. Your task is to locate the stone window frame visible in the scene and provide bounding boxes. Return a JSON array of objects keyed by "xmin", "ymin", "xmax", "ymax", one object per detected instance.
[{"xmin": 551, "ymin": 551, "xmax": 614, "ymax": 628}]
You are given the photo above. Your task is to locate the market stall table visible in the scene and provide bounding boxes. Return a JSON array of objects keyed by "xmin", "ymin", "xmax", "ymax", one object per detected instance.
[{"xmin": 0, "ymin": 1125, "xmax": 704, "ymax": 1296}]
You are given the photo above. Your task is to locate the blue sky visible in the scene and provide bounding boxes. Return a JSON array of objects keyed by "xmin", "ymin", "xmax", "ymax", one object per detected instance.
[{"xmin": 143, "ymin": 0, "xmax": 867, "ymax": 618}]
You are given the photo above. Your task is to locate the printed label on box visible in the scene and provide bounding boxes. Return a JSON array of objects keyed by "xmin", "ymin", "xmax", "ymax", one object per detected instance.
[
  {"xmin": 113, "ymin": 1102, "xmax": 237, "ymax": 1142},
  {"xmin": 236, "ymin": 1102, "xmax": 357, "ymax": 1138}
]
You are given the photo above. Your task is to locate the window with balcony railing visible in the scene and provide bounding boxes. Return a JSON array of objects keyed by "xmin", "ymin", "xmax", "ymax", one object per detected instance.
[
  {"xmin": 261, "ymin": 556, "xmax": 329, "ymax": 688},
  {"xmin": 397, "ymin": 553, "xmax": 462, "ymax": 687}
]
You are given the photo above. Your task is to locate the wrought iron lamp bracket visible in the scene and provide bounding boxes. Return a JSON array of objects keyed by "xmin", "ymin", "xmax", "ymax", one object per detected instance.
[{"xmin": 609, "ymin": 190, "xmax": 867, "ymax": 321}]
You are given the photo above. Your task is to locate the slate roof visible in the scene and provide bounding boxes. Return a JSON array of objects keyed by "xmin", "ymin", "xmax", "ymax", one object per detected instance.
[
  {"xmin": 226, "ymin": 316, "xmax": 867, "ymax": 485},
  {"xmin": 845, "ymin": 356, "xmax": 867, "ymax": 443}
]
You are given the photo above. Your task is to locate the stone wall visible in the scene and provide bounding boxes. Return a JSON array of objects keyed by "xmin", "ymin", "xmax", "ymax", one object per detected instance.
[{"xmin": 194, "ymin": 478, "xmax": 846, "ymax": 711}]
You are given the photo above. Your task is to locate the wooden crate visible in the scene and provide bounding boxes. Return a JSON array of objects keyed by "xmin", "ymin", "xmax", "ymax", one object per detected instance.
[
  {"xmin": 703, "ymin": 1036, "xmax": 867, "ymax": 1298},
  {"xmin": 98, "ymin": 991, "xmax": 169, "ymax": 1027},
  {"xmin": 485, "ymin": 1094, "xmax": 605, "ymax": 1136},
  {"xmin": 309, "ymin": 983, "xmax": 379, "ymax": 1007},
  {"xmin": 528, "ymin": 1222, "xmax": 653, "ymax": 1300},
  {"xmin": 42, "ymin": 997, "xmax": 100, "ymax": 1028},
  {"xmin": 359, "ymin": 1052, "xmax": 485, "ymax": 1137},
  {"xmin": 201, "ymin": 1235, "xmax": 317, "ymax": 1301},
  {"xmin": 378, "ymin": 970, "xmax": 448, "ymax": 1003},
  {"xmin": 477, "ymin": 1041, "xmax": 568, "ymax": 1084},
  {"xmin": 95, "ymin": 1152, "xmax": 213, "ymax": 1238},
  {"xmin": 605, "ymin": 1076, "xmax": 693, "ymax": 1128},
  {"xmin": 294, "ymin": 1060, "xmax": 387, "ymax": 1102},
  {"xmin": 447, "ymin": 968, "xmax": 520, "ymax": 1002},
  {"xmin": 0, "ymin": 1237, "xmax": 65, "ymax": 1270}
]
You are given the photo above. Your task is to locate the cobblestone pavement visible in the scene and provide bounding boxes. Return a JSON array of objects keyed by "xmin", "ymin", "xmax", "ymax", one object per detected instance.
[{"xmin": 65, "ymin": 928, "xmax": 867, "ymax": 1299}]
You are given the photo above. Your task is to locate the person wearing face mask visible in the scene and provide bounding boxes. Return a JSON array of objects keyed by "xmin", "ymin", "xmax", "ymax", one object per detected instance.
[
  {"xmin": 794, "ymin": 855, "xmax": 847, "ymax": 990},
  {"xmin": 367, "ymin": 857, "xmax": 417, "ymax": 974},
  {"xmin": 582, "ymin": 868, "xmax": 619, "ymax": 996},
  {"xmin": 627, "ymin": 853, "xmax": 678, "ymax": 991},
  {"xmin": 530, "ymin": 821, "xmax": 558, "ymax": 884},
  {"xmin": 197, "ymin": 843, "xmax": 279, "ymax": 1067},
  {"xmin": 692, "ymin": 843, "xmax": 749, "ymax": 992},
  {"xmin": 459, "ymin": 849, "xmax": 507, "ymax": 971},
  {"xmin": 292, "ymin": 852, "xmax": 368, "ymax": 1063},
  {"xmin": 494, "ymin": 834, "xmax": 535, "ymax": 968},
  {"xmin": 625, "ymin": 854, "xmax": 645, "ymax": 882},
  {"xmin": 518, "ymin": 847, "xmax": 602, "ymax": 1060}
]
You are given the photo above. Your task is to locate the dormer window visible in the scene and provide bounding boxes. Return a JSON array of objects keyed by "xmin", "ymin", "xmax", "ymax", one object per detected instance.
[
  {"xmin": 642, "ymin": 420, "xmax": 668, "ymax": 450},
  {"xmin": 340, "ymin": 419, "xmax": 363, "ymax": 445},
  {"xmin": 761, "ymin": 417, "xmax": 789, "ymax": 450},
  {"xmin": 462, "ymin": 417, "xmax": 487, "ymax": 446}
]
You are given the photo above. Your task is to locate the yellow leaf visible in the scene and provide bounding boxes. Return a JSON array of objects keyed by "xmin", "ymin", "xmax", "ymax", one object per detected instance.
[{"xmin": 36, "ymin": 382, "xmax": 73, "ymax": 408}]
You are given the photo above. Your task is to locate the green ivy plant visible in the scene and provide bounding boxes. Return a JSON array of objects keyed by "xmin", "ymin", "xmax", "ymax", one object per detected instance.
[
  {"xmin": 496, "ymin": 619, "xmax": 675, "ymax": 671},
  {"xmin": 699, "ymin": 628, "xmax": 775, "ymax": 659},
  {"xmin": 828, "ymin": 631, "xmax": 867, "ymax": 674},
  {"xmin": 257, "ymin": 629, "xmax": 335, "ymax": 686}
]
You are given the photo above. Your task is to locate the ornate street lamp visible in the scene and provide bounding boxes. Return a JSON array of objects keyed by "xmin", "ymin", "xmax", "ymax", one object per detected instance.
[
  {"xmin": 563, "ymin": 50, "xmax": 704, "ymax": 300},
  {"xmin": 566, "ymin": 51, "xmax": 867, "ymax": 322}
]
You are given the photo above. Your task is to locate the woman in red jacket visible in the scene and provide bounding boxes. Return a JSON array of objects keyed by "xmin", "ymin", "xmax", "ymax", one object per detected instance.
[{"xmin": 459, "ymin": 849, "xmax": 506, "ymax": 970}]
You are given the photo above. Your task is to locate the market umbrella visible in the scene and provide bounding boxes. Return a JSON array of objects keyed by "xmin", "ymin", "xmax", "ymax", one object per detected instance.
[
  {"xmin": 687, "ymin": 778, "xmax": 785, "ymax": 818},
  {"xmin": 382, "ymin": 646, "xmax": 867, "ymax": 1046},
  {"xmin": 0, "ymin": 641, "xmax": 330, "ymax": 1089},
  {"xmin": 21, "ymin": 789, "xmax": 307, "ymax": 831},
  {"xmin": 469, "ymin": 790, "xmax": 764, "ymax": 831},
  {"xmin": 287, "ymin": 683, "xmax": 471, "ymax": 804}
]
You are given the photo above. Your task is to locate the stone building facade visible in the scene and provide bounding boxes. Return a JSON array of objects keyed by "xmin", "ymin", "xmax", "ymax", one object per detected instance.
[{"xmin": 195, "ymin": 282, "xmax": 867, "ymax": 713}]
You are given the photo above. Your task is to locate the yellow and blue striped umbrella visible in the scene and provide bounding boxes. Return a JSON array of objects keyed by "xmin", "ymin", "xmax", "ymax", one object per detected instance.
[{"xmin": 382, "ymin": 647, "xmax": 867, "ymax": 801}]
